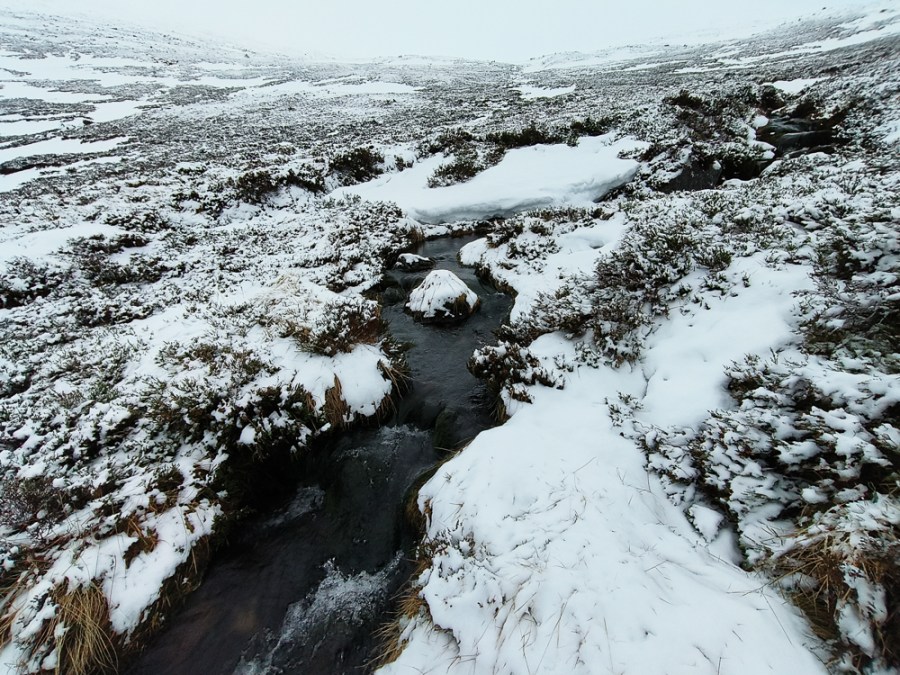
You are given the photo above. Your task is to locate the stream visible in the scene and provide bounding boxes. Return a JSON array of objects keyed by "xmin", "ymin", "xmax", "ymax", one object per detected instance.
[{"xmin": 126, "ymin": 235, "xmax": 512, "ymax": 675}]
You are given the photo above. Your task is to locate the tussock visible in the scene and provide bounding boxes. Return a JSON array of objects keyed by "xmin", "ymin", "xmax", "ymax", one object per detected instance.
[
  {"xmin": 51, "ymin": 583, "xmax": 118, "ymax": 675},
  {"xmin": 323, "ymin": 375, "xmax": 349, "ymax": 428},
  {"xmin": 767, "ymin": 501, "xmax": 900, "ymax": 670}
]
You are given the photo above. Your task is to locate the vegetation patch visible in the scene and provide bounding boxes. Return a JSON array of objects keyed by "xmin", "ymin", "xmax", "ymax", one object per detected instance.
[{"xmin": 328, "ymin": 146, "xmax": 384, "ymax": 185}]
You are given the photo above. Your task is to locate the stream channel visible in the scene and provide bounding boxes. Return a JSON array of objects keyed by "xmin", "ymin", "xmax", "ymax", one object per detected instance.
[{"xmin": 127, "ymin": 235, "xmax": 513, "ymax": 674}]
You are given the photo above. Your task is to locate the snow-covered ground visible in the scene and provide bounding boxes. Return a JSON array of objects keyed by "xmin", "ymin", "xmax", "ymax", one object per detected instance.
[{"xmin": 0, "ymin": 4, "xmax": 898, "ymax": 674}]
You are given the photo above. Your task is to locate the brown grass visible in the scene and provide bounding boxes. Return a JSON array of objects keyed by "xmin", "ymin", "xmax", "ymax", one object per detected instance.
[
  {"xmin": 0, "ymin": 548, "xmax": 54, "ymax": 649},
  {"xmin": 407, "ymin": 226, "xmax": 425, "ymax": 245},
  {"xmin": 52, "ymin": 582, "xmax": 118, "ymax": 675},
  {"xmin": 769, "ymin": 531, "xmax": 900, "ymax": 669},
  {"xmin": 0, "ymin": 583, "xmax": 20, "ymax": 649},
  {"xmin": 378, "ymin": 359, "xmax": 410, "ymax": 395},
  {"xmin": 323, "ymin": 375, "xmax": 349, "ymax": 428},
  {"xmin": 371, "ymin": 552, "xmax": 435, "ymax": 669},
  {"xmin": 121, "ymin": 517, "xmax": 160, "ymax": 567}
]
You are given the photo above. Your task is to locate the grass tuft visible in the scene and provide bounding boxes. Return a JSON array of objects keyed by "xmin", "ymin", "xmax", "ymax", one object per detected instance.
[
  {"xmin": 52, "ymin": 583, "xmax": 118, "ymax": 675},
  {"xmin": 323, "ymin": 376, "xmax": 349, "ymax": 428}
]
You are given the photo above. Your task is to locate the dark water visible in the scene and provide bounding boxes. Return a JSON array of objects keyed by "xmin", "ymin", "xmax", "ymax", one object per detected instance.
[{"xmin": 126, "ymin": 235, "xmax": 511, "ymax": 675}]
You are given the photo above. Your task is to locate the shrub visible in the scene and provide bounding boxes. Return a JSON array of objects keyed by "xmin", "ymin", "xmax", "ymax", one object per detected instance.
[
  {"xmin": 0, "ymin": 475, "xmax": 66, "ymax": 533},
  {"xmin": 0, "ymin": 258, "xmax": 68, "ymax": 308},
  {"xmin": 427, "ymin": 148, "xmax": 483, "ymax": 188},
  {"xmin": 566, "ymin": 115, "xmax": 618, "ymax": 145},
  {"xmin": 329, "ymin": 146, "xmax": 384, "ymax": 185},
  {"xmin": 230, "ymin": 166, "xmax": 325, "ymax": 204},
  {"xmin": 421, "ymin": 128, "xmax": 475, "ymax": 156},
  {"xmin": 486, "ymin": 122, "xmax": 565, "ymax": 150},
  {"xmin": 303, "ymin": 299, "xmax": 383, "ymax": 356},
  {"xmin": 469, "ymin": 342, "xmax": 561, "ymax": 403}
]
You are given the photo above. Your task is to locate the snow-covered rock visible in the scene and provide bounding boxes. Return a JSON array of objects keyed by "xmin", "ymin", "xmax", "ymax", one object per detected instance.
[
  {"xmin": 406, "ymin": 270, "xmax": 480, "ymax": 324},
  {"xmin": 394, "ymin": 252, "xmax": 434, "ymax": 272}
]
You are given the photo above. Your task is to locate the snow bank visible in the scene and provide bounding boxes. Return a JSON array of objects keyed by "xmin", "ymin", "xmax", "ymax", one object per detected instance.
[
  {"xmin": 334, "ymin": 135, "xmax": 646, "ymax": 223},
  {"xmin": 381, "ymin": 359, "xmax": 826, "ymax": 675}
]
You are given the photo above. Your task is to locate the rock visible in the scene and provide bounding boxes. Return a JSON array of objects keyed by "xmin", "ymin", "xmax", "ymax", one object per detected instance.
[
  {"xmin": 406, "ymin": 269, "xmax": 480, "ymax": 324},
  {"xmin": 382, "ymin": 286, "xmax": 406, "ymax": 306},
  {"xmin": 757, "ymin": 116, "xmax": 834, "ymax": 157},
  {"xmin": 394, "ymin": 253, "xmax": 434, "ymax": 272},
  {"xmin": 433, "ymin": 407, "xmax": 460, "ymax": 450},
  {"xmin": 658, "ymin": 156, "xmax": 722, "ymax": 192}
]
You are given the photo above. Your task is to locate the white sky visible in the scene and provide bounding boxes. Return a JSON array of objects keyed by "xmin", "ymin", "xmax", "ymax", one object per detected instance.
[{"xmin": 0, "ymin": 0, "xmax": 889, "ymax": 62}]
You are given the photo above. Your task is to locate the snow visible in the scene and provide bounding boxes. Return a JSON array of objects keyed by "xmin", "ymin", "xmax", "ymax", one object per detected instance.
[
  {"xmin": 0, "ymin": 5, "xmax": 897, "ymax": 673},
  {"xmin": 336, "ymin": 135, "xmax": 646, "ymax": 223},
  {"xmin": 381, "ymin": 359, "xmax": 827, "ymax": 675},
  {"xmin": 0, "ymin": 118, "xmax": 66, "ymax": 137},
  {"xmin": 0, "ymin": 155, "xmax": 122, "ymax": 193},
  {"xmin": 459, "ymin": 213, "xmax": 631, "ymax": 322},
  {"xmin": 638, "ymin": 256, "xmax": 814, "ymax": 428},
  {"xmin": 0, "ymin": 222, "xmax": 125, "ymax": 265},
  {"xmin": 0, "ymin": 136, "xmax": 126, "ymax": 164},
  {"xmin": 770, "ymin": 77, "xmax": 825, "ymax": 94},
  {"xmin": 880, "ymin": 119, "xmax": 900, "ymax": 144},
  {"xmin": 395, "ymin": 252, "xmax": 433, "ymax": 271},
  {"xmin": 512, "ymin": 84, "xmax": 575, "ymax": 99},
  {"xmin": 234, "ymin": 79, "xmax": 418, "ymax": 101}
]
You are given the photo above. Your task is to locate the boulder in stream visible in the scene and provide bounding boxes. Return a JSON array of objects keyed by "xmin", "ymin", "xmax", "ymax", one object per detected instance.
[
  {"xmin": 406, "ymin": 269, "xmax": 480, "ymax": 324},
  {"xmin": 394, "ymin": 253, "xmax": 435, "ymax": 272}
]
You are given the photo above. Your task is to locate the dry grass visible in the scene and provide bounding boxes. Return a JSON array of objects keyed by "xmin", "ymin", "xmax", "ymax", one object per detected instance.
[
  {"xmin": 772, "ymin": 537, "xmax": 848, "ymax": 643},
  {"xmin": 52, "ymin": 582, "xmax": 118, "ymax": 675},
  {"xmin": 378, "ymin": 359, "xmax": 410, "ymax": 395},
  {"xmin": 407, "ymin": 226, "xmax": 425, "ymax": 245},
  {"xmin": 121, "ymin": 516, "xmax": 160, "ymax": 567},
  {"xmin": 0, "ymin": 548, "xmax": 53, "ymax": 649},
  {"xmin": 0, "ymin": 585, "xmax": 19, "ymax": 649},
  {"xmin": 371, "ymin": 553, "xmax": 434, "ymax": 669},
  {"xmin": 323, "ymin": 375, "xmax": 349, "ymax": 428},
  {"xmin": 768, "ymin": 530, "xmax": 900, "ymax": 669}
]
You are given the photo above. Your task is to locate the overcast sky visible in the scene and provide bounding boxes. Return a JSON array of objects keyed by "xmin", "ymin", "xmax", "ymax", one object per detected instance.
[{"xmin": 0, "ymin": 0, "xmax": 887, "ymax": 62}]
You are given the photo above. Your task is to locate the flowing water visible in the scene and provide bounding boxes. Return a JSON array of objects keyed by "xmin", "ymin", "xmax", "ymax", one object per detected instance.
[{"xmin": 126, "ymin": 235, "xmax": 512, "ymax": 675}]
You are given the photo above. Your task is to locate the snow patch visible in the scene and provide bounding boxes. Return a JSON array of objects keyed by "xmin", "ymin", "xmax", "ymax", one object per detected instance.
[
  {"xmin": 512, "ymin": 84, "xmax": 575, "ymax": 99},
  {"xmin": 335, "ymin": 135, "xmax": 646, "ymax": 223}
]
